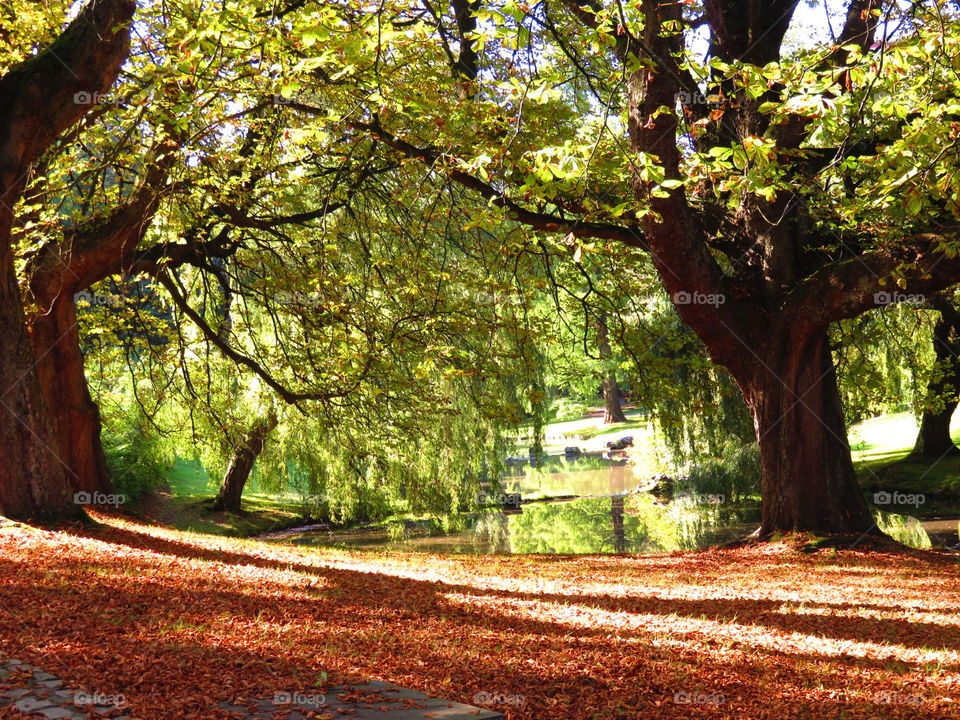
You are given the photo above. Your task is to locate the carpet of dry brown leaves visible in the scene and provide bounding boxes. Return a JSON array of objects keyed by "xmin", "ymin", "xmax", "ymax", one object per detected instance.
[{"xmin": 1, "ymin": 512, "xmax": 959, "ymax": 719}]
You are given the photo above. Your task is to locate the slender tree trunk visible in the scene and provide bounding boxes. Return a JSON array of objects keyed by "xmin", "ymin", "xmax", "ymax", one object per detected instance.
[
  {"xmin": 602, "ymin": 377, "xmax": 627, "ymax": 424},
  {"xmin": 610, "ymin": 495, "xmax": 626, "ymax": 553},
  {"xmin": 737, "ymin": 326, "xmax": 876, "ymax": 536},
  {"xmin": 211, "ymin": 413, "xmax": 278, "ymax": 513},
  {"xmin": 597, "ymin": 311, "xmax": 628, "ymax": 423},
  {"xmin": 0, "ymin": 247, "xmax": 76, "ymax": 520},
  {"xmin": 30, "ymin": 295, "xmax": 111, "ymax": 494},
  {"xmin": 911, "ymin": 314, "xmax": 960, "ymax": 459}
]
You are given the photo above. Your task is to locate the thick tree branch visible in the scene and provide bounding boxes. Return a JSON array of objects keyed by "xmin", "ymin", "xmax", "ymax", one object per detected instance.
[
  {"xmin": 626, "ymin": 2, "xmax": 745, "ymax": 362},
  {"xmin": 26, "ymin": 132, "xmax": 180, "ymax": 311},
  {"xmin": 0, "ymin": 0, "xmax": 135, "ymax": 173},
  {"xmin": 796, "ymin": 232, "xmax": 960, "ymax": 326}
]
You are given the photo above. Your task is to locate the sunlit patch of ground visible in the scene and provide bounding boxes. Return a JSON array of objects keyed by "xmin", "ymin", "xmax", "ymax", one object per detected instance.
[{"xmin": 1, "ymin": 512, "xmax": 958, "ymax": 719}]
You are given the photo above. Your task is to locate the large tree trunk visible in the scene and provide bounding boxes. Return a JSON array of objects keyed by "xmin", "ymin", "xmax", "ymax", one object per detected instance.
[
  {"xmin": 737, "ymin": 327, "xmax": 877, "ymax": 536},
  {"xmin": 620, "ymin": 1, "xmax": 884, "ymax": 538},
  {"xmin": 0, "ymin": 0, "xmax": 135, "ymax": 520},
  {"xmin": 597, "ymin": 311, "xmax": 628, "ymax": 423},
  {"xmin": 30, "ymin": 295, "xmax": 111, "ymax": 494},
  {"xmin": 911, "ymin": 313, "xmax": 960, "ymax": 459},
  {"xmin": 0, "ymin": 249, "xmax": 76, "ymax": 520},
  {"xmin": 211, "ymin": 413, "xmax": 278, "ymax": 513}
]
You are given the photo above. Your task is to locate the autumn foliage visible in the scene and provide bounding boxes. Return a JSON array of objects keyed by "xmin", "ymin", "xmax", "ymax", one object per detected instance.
[{"xmin": 0, "ymin": 513, "xmax": 957, "ymax": 719}]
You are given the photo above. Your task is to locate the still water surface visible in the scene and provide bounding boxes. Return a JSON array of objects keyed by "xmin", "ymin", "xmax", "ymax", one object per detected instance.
[{"xmin": 280, "ymin": 454, "xmax": 956, "ymax": 554}]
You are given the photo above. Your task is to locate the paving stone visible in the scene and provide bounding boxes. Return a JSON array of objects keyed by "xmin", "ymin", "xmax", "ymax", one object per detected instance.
[
  {"xmin": 1, "ymin": 687, "xmax": 32, "ymax": 701},
  {"xmin": 14, "ymin": 696, "xmax": 55, "ymax": 713},
  {"xmin": 3, "ymin": 660, "xmax": 503, "ymax": 719},
  {"xmin": 36, "ymin": 707, "xmax": 81, "ymax": 720}
]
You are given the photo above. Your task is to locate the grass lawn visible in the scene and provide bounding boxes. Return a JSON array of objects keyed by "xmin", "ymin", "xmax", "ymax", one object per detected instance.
[
  {"xmin": 851, "ymin": 413, "xmax": 960, "ymax": 514},
  {"xmin": 1, "ymin": 512, "xmax": 957, "ymax": 719},
  {"xmin": 134, "ymin": 459, "xmax": 308, "ymax": 537}
]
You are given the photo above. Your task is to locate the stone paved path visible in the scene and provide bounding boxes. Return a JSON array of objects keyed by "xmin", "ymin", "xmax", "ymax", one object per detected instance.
[
  {"xmin": 1, "ymin": 658, "xmax": 504, "ymax": 719},
  {"xmin": 220, "ymin": 680, "xmax": 505, "ymax": 719},
  {"xmin": 0, "ymin": 658, "xmax": 127, "ymax": 719}
]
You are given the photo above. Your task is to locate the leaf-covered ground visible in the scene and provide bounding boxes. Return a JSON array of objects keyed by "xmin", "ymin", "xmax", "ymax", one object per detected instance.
[{"xmin": 1, "ymin": 513, "xmax": 959, "ymax": 719}]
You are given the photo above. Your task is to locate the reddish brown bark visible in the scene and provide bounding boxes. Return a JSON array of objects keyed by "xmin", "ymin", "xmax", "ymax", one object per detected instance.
[
  {"xmin": 0, "ymin": 0, "xmax": 135, "ymax": 520},
  {"xmin": 30, "ymin": 295, "xmax": 111, "ymax": 494},
  {"xmin": 737, "ymin": 326, "xmax": 875, "ymax": 534}
]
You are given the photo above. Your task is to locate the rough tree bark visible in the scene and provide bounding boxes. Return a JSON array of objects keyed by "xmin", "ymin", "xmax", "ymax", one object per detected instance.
[
  {"xmin": 911, "ymin": 298, "xmax": 960, "ymax": 459},
  {"xmin": 0, "ymin": 0, "xmax": 136, "ymax": 519},
  {"xmin": 211, "ymin": 412, "xmax": 279, "ymax": 513},
  {"xmin": 740, "ymin": 325, "xmax": 876, "ymax": 533},
  {"xmin": 29, "ymin": 295, "xmax": 110, "ymax": 494}
]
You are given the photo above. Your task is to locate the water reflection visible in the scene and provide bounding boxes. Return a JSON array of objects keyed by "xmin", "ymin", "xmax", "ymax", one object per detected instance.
[
  {"xmin": 282, "ymin": 453, "xmax": 952, "ymax": 554},
  {"xmin": 290, "ymin": 494, "xmax": 763, "ymax": 554},
  {"xmin": 285, "ymin": 494, "xmax": 954, "ymax": 554},
  {"xmin": 507, "ymin": 494, "xmax": 760, "ymax": 554},
  {"xmin": 501, "ymin": 454, "xmax": 643, "ymax": 497}
]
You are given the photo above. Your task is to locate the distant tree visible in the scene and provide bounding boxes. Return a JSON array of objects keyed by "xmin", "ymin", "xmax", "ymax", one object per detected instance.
[{"xmin": 910, "ymin": 295, "xmax": 960, "ymax": 459}]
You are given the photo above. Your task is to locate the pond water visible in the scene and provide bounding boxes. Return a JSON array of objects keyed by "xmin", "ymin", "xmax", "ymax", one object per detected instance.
[{"xmin": 278, "ymin": 454, "xmax": 959, "ymax": 554}]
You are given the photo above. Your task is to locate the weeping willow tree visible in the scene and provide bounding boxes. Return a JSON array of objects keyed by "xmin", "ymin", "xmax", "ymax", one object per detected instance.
[
  {"xmin": 834, "ymin": 304, "xmax": 933, "ymax": 426},
  {"xmin": 85, "ymin": 136, "xmax": 551, "ymax": 520}
]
